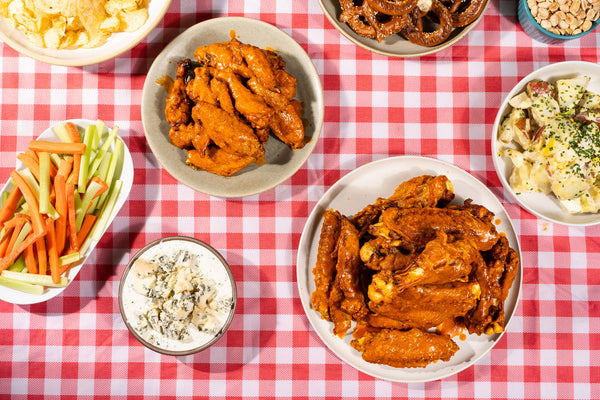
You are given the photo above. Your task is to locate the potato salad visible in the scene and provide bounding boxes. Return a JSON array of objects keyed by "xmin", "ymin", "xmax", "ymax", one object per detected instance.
[{"xmin": 498, "ymin": 76, "xmax": 600, "ymax": 213}]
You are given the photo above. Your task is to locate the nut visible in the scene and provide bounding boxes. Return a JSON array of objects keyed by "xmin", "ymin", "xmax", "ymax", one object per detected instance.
[{"xmin": 529, "ymin": 0, "xmax": 600, "ymax": 36}]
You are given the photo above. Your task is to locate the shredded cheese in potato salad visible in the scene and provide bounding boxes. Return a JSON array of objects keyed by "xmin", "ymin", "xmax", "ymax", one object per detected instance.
[{"xmin": 498, "ymin": 76, "xmax": 600, "ymax": 213}]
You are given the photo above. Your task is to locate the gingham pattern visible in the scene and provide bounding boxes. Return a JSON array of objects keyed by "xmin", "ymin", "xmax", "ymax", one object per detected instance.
[{"xmin": 1, "ymin": 0, "xmax": 599, "ymax": 398}]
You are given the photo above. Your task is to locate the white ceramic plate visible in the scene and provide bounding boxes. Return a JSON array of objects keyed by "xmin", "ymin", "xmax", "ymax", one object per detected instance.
[
  {"xmin": 141, "ymin": 17, "xmax": 324, "ymax": 198},
  {"xmin": 491, "ymin": 61, "xmax": 600, "ymax": 226},
  {"xmin": 0, "ymin": 119, "xmax": 133, "ymax": 305},
  {"xmin": 0, "ymin": 1, "xmax": 172, "ymax": 66},
  {"xmin": 296, "ymin": 156, "xmax": 522, "ymax": 383},
  {"xmin": 318, "ymin": 0, "xmax": 489, "ymax": 57}
]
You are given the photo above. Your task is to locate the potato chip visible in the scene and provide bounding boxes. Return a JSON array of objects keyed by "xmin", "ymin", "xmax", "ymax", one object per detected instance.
[{"xmin": 0, "ymin": 0, "xmax": 149, "ymax": 49}]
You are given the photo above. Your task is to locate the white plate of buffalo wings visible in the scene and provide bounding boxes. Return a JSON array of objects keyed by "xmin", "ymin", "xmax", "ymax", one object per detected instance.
[
  {"xmin": 296, "ymin": 156, "xmax": 522, "ymax": 382},
  {"xmin": 141, "ymin": 17, "xmax": 324, "ymax": 197}
]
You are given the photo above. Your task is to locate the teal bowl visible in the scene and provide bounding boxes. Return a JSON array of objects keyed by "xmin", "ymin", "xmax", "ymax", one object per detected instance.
[{"xmin": 518, "ymin": 0, "xmax": 600, "ymax": 44}]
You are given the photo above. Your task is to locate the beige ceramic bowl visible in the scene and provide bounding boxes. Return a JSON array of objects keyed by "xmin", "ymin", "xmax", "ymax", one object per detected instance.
[
  {"xmin": 141, "ymin": 17, "xmax": 324, "ymax": 197},
  {"xmin": 119, "ymin": 236, "xmax": 237, "ymax": 356},
  {"xmin": 318, "ymin": 0, "xmax": 489, "ymax": 57},
  {"xmin": 0, "ymin": 0, "xmax": 172, "ymax": 66}
]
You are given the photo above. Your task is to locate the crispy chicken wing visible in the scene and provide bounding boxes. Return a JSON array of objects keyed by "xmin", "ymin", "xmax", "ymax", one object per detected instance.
[
  {"xmin": 367, "ymin": 232, "xmax": 480, "ymax": 293},
  {"xmin": 368, "ymin": 281, "xmax": 481, "ymax": 329},
  {"xmin": 351, "ymin": 175, "xmax": 455, "ymax": 236},
  {"xmin": 241, "ymin": 43, "xmax": 278, "ymax": 91},
  {"xmin": 311, "ymin": 209, "xmax": 342, "ymax": 321},
  {"xmin": 186, "ymin": 67, "xmax": 217, "ymax": 105},
  {"xmin": 168, "ymin": 122, "xmax": 198, "ymax": 149},
  {"xmin": 194, "ymin": 40, "xmax": 252, "ymax": 78},
  {"xmin": 336, "ymin": 216, "xmax": 369, "ymax": 320},
  {"xmin": 192, "ymin": 101, "xmax": 264, "ymax": 159},
  {"xmin": 351, "ymin": 327, "xmax": 459, "ymax": 368},
  {"xmin": 329, "ymin": 283, "xmax": 353, "ymax": 338},
  {"xmin": 165, "ymin": 59, "xmax": 192, "ymax": 125},
  {"xmin": 465, "ymin": 235, "xmax": 519, "ymax": 335},
  {"xmin": 247, "ymin": 77, "xmax": 305, "ymax": 149},
  {"xmin": 274, "ymin": 69, "xmax": 297, "ymax": 100},
  {"xmin": 373, "ymin": 207, "xmax": 499, "ymax": 252},
  {"xmin": 186, "ymin": 146, "xmax": 256, "ymax": 177},
  {"xmin": 210, "ymin": 78, "xmax": 235, "ymax": 114},
  {"xmin": 211, "ymin": 68, "xmax": 274, "ymax": 129},
  {"xmin": 360, "ymin": 236, "xmax": 418, "ymax": 271}
]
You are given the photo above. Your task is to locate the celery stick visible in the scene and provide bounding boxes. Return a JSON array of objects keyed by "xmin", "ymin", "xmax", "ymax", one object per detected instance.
[
  {"xmin": 38, "ymin": 152, "xmax": 51, "ymax": 214},
  {"xmin": 92, "ymin": 179, "xmax": 122, "ymax": 242},
  {"xmin": 13, "ymin": 222, "xmax": 32, "ymax": 250},
  {"xmin": 1, "ymin": 191, "xmax": 7, "ymax": 207},
  {"xmin": 88, "ymin": 126, "xmax": 118, "ymax": 178},
  {"xmin": 78, "ymin": 125, "xmax": 96, "ymax": 193},
  {"xmin": 59, "ymin": 252, "xmax": 80, "ymax": 266},
  {"xmin": 49, "ymin": 153, "xmax": 62, "ymax": 169},
  {"xmin": 19, "ymin": 169, "xmax": 59, "ymax": 220},
  {"xmin": 1, "ymin": 270, "xmax": 69, "ymax": 288},
  {"xmin": 76, "ymin": 179, "xmax": 105, "ymax": 230},
  {"xmin": 95, "ymin": 120, "xmax": 105, "ymax": 146},
  {"xmin": 90, "ymin": 156, "xmax": 111, "ymax": 212},
  {"xmin": 0, "ymin": 276, "xmax": 44, "ymax": 295},
  {"xmin": 52, "ymin": 124, "xmax": 72, "ymax": 143},
  {"xmin": 7, "ymin": 255, "xmax": 27, "ymax": 272},
  {"xmin": 98, "ymin": 138, "xmax": 123, "ymax": 209}
]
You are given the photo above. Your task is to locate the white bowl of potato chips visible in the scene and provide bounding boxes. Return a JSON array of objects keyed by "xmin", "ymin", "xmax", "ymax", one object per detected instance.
[{"xmin": 0, "ymin": 0, "xmax": 172, "ymax": 66}]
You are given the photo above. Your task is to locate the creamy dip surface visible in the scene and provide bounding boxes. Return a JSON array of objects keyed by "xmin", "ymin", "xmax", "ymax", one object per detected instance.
[{"xmin": 121, "ymin": 239, "xmax": 234, "ymax": 352}]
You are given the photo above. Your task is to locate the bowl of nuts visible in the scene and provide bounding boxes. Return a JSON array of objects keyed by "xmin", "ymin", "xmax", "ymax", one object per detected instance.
[{"xmin": 519, "ymin": 0, "xmax": 600, "ymax": 43}]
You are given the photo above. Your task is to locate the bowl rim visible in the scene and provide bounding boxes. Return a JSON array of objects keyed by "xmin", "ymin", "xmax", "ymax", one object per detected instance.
[
  {"xmin": 118, "ymin": 235, "xmax": 237, "ymax": 356},
  {"xmin": 491, "ymin": 60, "xmax": 600, "ymax": 226},
  {"xmin": 0, "ymin": 0, "xmax": 173, "ymax": 66},
  {"xmin": 520, "ymin": 0, "xmax": 600, "ymax": 40},
  {"xmin": 317, "ymin": 0, "xmax": 490, "ymax": 58}
]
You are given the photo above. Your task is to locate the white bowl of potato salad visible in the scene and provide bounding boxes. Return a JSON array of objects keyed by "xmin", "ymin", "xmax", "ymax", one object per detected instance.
[
  {"xmin": 492, "ymin": 61, "xmax": 600, "ymax": 226},
  {"xmin": 0, "ymin": 0, "xmax": 172, "ymax": 66}
]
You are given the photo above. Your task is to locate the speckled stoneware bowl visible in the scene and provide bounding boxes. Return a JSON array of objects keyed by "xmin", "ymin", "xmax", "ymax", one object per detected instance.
[
  {"xmin": 119, "ymin": 236, "xmax": 237, "ymax": 356},
  {"xmin": 318, "ymin": 0, "xmax": 490, "ymax": 57},
  {"xmin": 518, "ymin": 0, "xmax": 600, "ymax": 44},
  {"xmin": 141, "ymin": 17, "xmax": 324, "ymax": 198}
]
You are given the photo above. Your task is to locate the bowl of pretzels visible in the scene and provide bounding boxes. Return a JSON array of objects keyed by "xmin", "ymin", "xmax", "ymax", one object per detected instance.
[{"xmin": 319, "ymin": 0, "xmax": 489, "ymax": 57}]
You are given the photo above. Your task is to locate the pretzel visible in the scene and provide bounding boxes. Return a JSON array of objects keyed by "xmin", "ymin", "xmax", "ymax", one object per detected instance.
[
  {"xmin": 444, "ymin": 0, "xmax": 487, "ymax": 27},
  {"xmin": 365, "ymin": 0, "xmax": 418, "ymax": 15},
  {"xmin": 400, "ymin": 0, "xmax": 454, "ymax": 47},
  {"xmin": 339, "ymin": 0, "xmax": 407, "ymax": 42}
]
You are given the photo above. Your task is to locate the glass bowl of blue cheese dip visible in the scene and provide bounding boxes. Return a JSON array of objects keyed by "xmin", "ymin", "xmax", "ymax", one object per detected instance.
[{"xmin": 119, "ymin": 236, "xmax": 236, "ymax": 356}]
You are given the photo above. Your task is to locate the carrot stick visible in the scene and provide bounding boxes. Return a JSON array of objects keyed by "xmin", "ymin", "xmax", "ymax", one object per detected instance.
[
  {"xmin": 54, "ymin": 174, "xmax": 67, "ymax": 256},
  {"xmin": 69, "ymin": 154, "xmax": 81, "ymax": 186},
  {"xmin": 36, "ymin": 237, "xmax": 47, "ymax": 275},
  {"xmin": 0, "ymin": 185, "xmax": 22, "ymax": 227},
  {"xmin": 56, "ymin": 156, "xmax": 73, "ymax": 179},
  {"xmin": 66, "ymin": 182, "xmax": 78, "ymax": 251},
  {"xmin": 3, "ymin": 215, "xmax": 29, "ymax": 229},
  {"xmin": 46, "ymin": 217, "xmax": 59, "ymax": 284},
  {"xmin": 0, "ymin": 226, "xmax": 14, "ymax": 258},
  {"xmin": 28, "ymin": 141, "xmax": 86, "ymax": 155},
  {"xmin": 64, "ymin": 122, "xmax": 82, "ymax": 143},
  {"xmin": 77, "ymin": 214, "xmax": 97, "ymax": 247},
  {"xmin": 6, "ymin": 219, "xmax": 25, "ymax": 254},
  {"xmin": 0, "ymin": 228, "xmax": 46, "ymax": 272},
  {"xmin": 23, "ymin": 244, "xmax": 38, "ymax": 274},
  {"xmin": 10, "ymin": 171, "xmax": 45, "ymax": 235}
]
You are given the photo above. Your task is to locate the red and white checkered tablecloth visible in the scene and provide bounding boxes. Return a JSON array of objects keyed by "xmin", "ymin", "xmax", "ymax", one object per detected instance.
[{"xmin": 1, "ymin": 0, "xmax": 599, "ymax": 398}]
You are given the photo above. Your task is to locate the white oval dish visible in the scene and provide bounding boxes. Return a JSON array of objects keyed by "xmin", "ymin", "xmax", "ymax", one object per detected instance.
[
  {"xmin": 119, "ymin": 236, "xmax": 237, "ymax": 356},
  {"xmin": 141, "ymin": 16, "xmax": 324, "ymax": 198},
  {"xmin": 0, "ymin": 119, "xmax": 133, "ymax": 305},
  {"xmin": 491, "ymin": 61, "xmax": 600, "ymax": 226},
  {"xmin": 0, "ymin": 0, "xmax": 172, "ymax": 66},
  {"xmin": 296, "ymin": 155, "xmax": 522, "ymax": 383}
]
